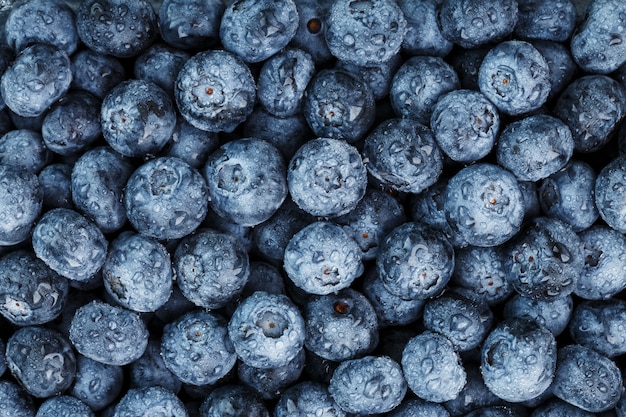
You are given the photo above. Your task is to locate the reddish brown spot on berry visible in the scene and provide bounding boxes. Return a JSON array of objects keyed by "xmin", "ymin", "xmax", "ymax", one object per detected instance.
[
  {"xmin": 490, "ymin": 198, "xmax": 497, "ymax": 204},
  {"xmin": 362, "ymin": 232, "xmax": 369, "ymax": 239},
  {"xmin": 307, "ymin": 18, "xmax": 322, "ymax": 34},
  {"xmin": 528, "ymin": 256, "xmax": 534, "ymax": 262},
  {"xmin": 334, "ymin": 301, "xmax": 350, "ymax": 314},
  {"xmin": 206, "ymin": 87, "xmax": 213, "ymax": 95},
  {"xmin": 323, "ymin": 268, "xmax": 330, "ymax": 275},
  {"xmin": 502, "ymin": 79, "xmax": 509, "ymax": 85}
]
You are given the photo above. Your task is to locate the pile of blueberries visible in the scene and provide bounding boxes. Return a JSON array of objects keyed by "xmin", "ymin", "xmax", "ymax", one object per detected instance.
[{"xmin": 3, "ymin": 0, "xmax": 626, "ymax": 415}]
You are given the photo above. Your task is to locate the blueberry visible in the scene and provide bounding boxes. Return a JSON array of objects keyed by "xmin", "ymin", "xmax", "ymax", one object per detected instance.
[
  {"xmin": 288, "ymin": 138, "xmax": 367, "ymax": 218},
  {"xmin": 0, "ymin": 46, "xmax": 14, "ymax": 112},
  {"xmin": 32, "ymin": 208, "xmax": 108, "ymax": 282},
  {"xmin": 69, "ymin": 300, "xmax": 148, "ymax": 366},
  {"xmin": 274, "ymin": 381, "xmax": 346, "ymax": 417},
  {"xmin": 289, "ymin": 0, "xmax": 334, "ymax": 65},
  {"xmin": 5, "ymin": 0, "xmax": 79, "ymax": 56},
  {"xmin": 569, "ymin": 299, "xmax": 626, "ymax": 358},
  {"xmin": 390, "ymin": 56, "xmax": 460, "ymax": 125},
  {"xmin": 438, "ymin": 0, "xmax": 519, "ymax": 49},
  {"xmin": 399, "ymin": 0, "xmax": 453, "ymax": 57},
  {"xmin": 465, "ymin": 406, "xmax": 522, "ymax": 417},
  {"xmin": 129, "ymin": 339, "xmax": 181, "ymax": 394},
  {"xmin": 497, "ymin": 115, "xmax": 574, "ymax": 182},
  {"xmin": 203, "ymin": 138, "xmax": 287, "ymax": 227},
  {"xmin": 514, "ymin": 0, "xmax": 576, "ymax": 42},
  {"xmin": 430, "ymin": 89, "xmax": 500, "ymax": 163},
  {"xmin": 102, "ymin": 231, "xmax": 172, "ymax": 312},
  {"xmin": 283, "ymin": 221, "xmax": 363, "ymax": 295},
  {"xmin": 335, "ymin": 53, "xmax": 402, "ymax": 102},
  {"xmin": 377, "ymin": 222, "xmax": 454, "ymax": 300},
  {"xmin": 175, "ymin": 50, "xmax": 255, "ymax": 133},
  {"xmin": 388, "ymin": 398, "xmax": 452, "ymax": 417},
  {"xmin": 594, "ymin": 156, "xmax": 626, "ymax": 233},
  {"xmin": 552, "ymin": 344, "xmax": 622, "ymax": 412},
  {"xmin": 478, "ymin": 40, "xmax": 551, "ymax": 116},
  {"xmin": 0, "ymin": 380, "xmax": 36, "ymax": 417},
  {"xmin": 164, "ymin": 116, "xmax": 219, "ymax": 170},
  {"xmin": 70, "ymin": 49, "xmax": 126, "ymax": 100},
  {"xmin": 530, "ymin": 41, "xmax": 576, "ymax": 102},
  {"xmin": 480, "ymin": 318, "xmax": 556, "ymax": 403},
  {"xmin": 69, "ymin": 354, "xmax": 124, "ymax": 411},
  {"xmin": 324, "ymin": 0, "xmax": 406, "ymax": 67},
  {"xmin": 401, "ymin": 331, "xmax": 466, "ymax": 403},
  {"xmin": 553, "ymin": 75, "xmax": 626, "ymax": 153},
  {"xmin": 228, "ymin": 291, "xmax": 305, "ymax": 369},
  {"xmin": 0, "ymin": 129, "xmax": 50, "ymax": 174},
  {"xmin": 363, "ymin": 118, "xmax": 443, "ymax": 194},
  {"xmin": 531, "ymin": 398, "xmax": 596, "ymax": 417},
  {"xmin": 220, "ymin": 0, "xmax": 299, "ymax": 64},
  {"xmin": 242, "ymin": 261, "xmax": 286, "ymax": 297},
  {"xmin": 35, "ymin": 395, "xmax": 94, "ymax": 417},
  {"xmin": 0, "ymin": 250, "xmax": 68, "ymax": 326},
  {"xmin": 0, "ymin": 164, "xmax": 42, "ymax": 246},
  {"xmin": 174, "ymin": 228, "xmax": 249, "ymax": 309},
  {"xmin": 158, "ymin": 0, "xmax": 225, "ymax": 50},
  {"xmin": 124, "ymin": 156, "xmax": 208, "ymax": 240},
  {"xmin": 448, "ymin": 46, "xmax": 491, "ymax": 91},
  {"xmin": 503, "ymin": 294, "xmax": 573, "ymax": 337},
  {"xmin": 444, "ymin": 163, "xmax": 525, "ymax": 248},
  {"xmin": 0, "ymin": 338, "xmax": 5, "ymax": 377},
  {"xmin": 6, "ymin": 326, "xmax": 76, "ymax": 398},
  {"xmin": 134, "ymin": 44, "xmax": 190, "ymax": 99},
  {"xmin": 302, "ymin": 69, "xmax": 376, "ymax": 143},
  {"xmin": 113, "ymin": 386, "xmax": 187, "ymax": 417},
  {"xmin": 0, "ymin": 43, "xmax": 71, "ymax": 118},
  {"xmin": 101, "ymin": 79, "xmax": 177, "ymax": 158},
  {"xmin": 76, "ymin": 0, "xmax": 157, "ymax": 58},
  {"xmin": 443, "ymin": 362, "xmax": 504, "ymax": 416},
  {"xmin": 199, "ymin": 384, "xmax": 269, "ymax": 417},
  {"xmin": 330, "ymin": 355, "xmax": 406, "ymax": 414}
]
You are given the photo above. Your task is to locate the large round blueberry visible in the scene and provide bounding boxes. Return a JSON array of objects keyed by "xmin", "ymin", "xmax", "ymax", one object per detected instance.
[
  {"xmin": 158, "ymin": 0, "xmax": 225, "ymax": 50},
  {"xmin": 69, "ymin": 354, "xmax": 124, "ymax": 411},
  {"xmin": 503, "ymin": 294, "xmax": 573, "ymax": 337},
  {"xmin": 133, "ymin": 44, "xmax": 190, "ymax": 99},
  {"xmin": 124, "ymin": 156, "xmax": 208, "ymax": 240},
  {"xmin": 70, "ymin": 49, "xmax": 126, "ymax": 99},
  {"xmin": 532, "ymin": 40, "xmax": 577, "ymax": 102},
  {"xmin": 569, "ymin": 299, "xmax": 626, "ymax": 358},
  {"xmin": 514, "ymin": 0, "xmax": 576, "ymax": 42},
  {"xmin": 112, "ymin": 386, "xmax": 187, "ymax": 417},
  {"xmin": 594, "ymin": 156, "xmax": 626, "ymax": 233},
  {"xmin": 399, "ymin": 0, "xmax": 453, "ymax": 57},
  {"xmin": 0, "ymin": 164, "xmax": 42, "ymax": 246},
  {"xmin": 0, "ymin": 129, "xmax": 50, "ymax": 174}
]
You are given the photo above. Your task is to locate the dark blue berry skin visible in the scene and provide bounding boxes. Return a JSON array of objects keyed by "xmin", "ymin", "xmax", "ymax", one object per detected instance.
[
  {"xmin": 449, "ymin": 46, "xmax": 491, "ymax": 91},
  {"xmin": 0, "ymin": 129, "xmax": 50, "ymax": 174},
  {"xmin": 32, "ymin": 208, "xmax": 108, "ymax": 282},
  {"xmin": 390, "ymin": 56, "xmax": 460, "ymax": 125},
  {"xmin": 497, "ymin": 115, "xmax": 574, "ymax": 182},
  {"xmin": 158, "ymin": 0, "xmax": 225, "ymax": 50},
  {"xmin": 389, "ymin": 398, "xmax": 451, "ymax": 417},
  {"xmin": 69, "ymin": 300, "xmax": 149, "ymax": 366},
  {"xmin": 324, "ymin": 0, "xmax": 406, "ymax": 67},
  {"xmin": 69, "ymin": 354, "xmax": 124, "ymax": 411},
  {"xmin": 38, "ymin": 163, "xmax": 72, "ymax": 210},
  {"xmin": 257, "ymin": 48, "xmax": 315, "ymax": 117},
  {"xmin": 553, "ymin": 75, "xmax": 626, "ymax": 153},
  {"xmin": 70, "ymin": 50, "xmax": 126, "ymax": 100},
  {"xmin": 288, "ymin": 138, "xmax": 367, "ymax": 218},
  {"xmin": 203, "ymin": 138, "xmax": 288, "ymax": 227},
  {"xmin": 335, "ymin": 53, "xmax": 402, "ymax": 102},
  {"xmin": 444, "ymin": 163, "xmax": 525, "ymax": 248},
  {"xmin": 504, "ymin": 217, "xmax": 584, "ymax": 300},
  {"xmin": 304, "ymin": 288, "xmax": 379, "ymax": 362},
  {"xmin": 237, "ymin": 345, "xmax": 304, "ymax": 400},
  {"xmin": 284, "ymin": 221, "xmax": 363, "ymax": 295},
  {"xmin": 71, "ymin": 146, "xmax": 134, "ymax": 234},
  {"xmin": 164, "ymin": 117, "xmax": 219, "ymax": 170},
  {"xmin": 595, "ymin": 156, "xmax": 626, "ymax": 233},
  {"xmin": 552, "ymin": 344, "xmax": 622, "ymax": 413},
  {"xmin": 443, "ymin": 363, "xmax": 504, "ymax": 416},
  {"xmin": 531, "ymin": 41, "xmax": 576, "ymax": 102},
  {"xmin": 478, "ymin": 41, "xmax": 551, "ymax": 116},
  {"xmin": 538, "ymin": 160, "xmax": 599, "ymax": 232},
  {"xmin": 76, "ymin": 0, "xmax": 157, "ymax": 58},
  {"xmin": 0, "ymin": 338, "xmax": 5, "ymax": 377},
  {"xmin": 228, "ymin": 291, "xmax": 305, "ymax": 369},
  {"xmin": 0, "ymin": 43, "xmax": 71, "ymax": 118},
  {"xmin": 0, "ymin": 164, "xmax": 42, "ymax": 246},
  {"xmin": 129, "ymin": 339, "xmax": 182, "ymax": 394},
  {"xmin": 36, "ymin": 395, "xmax": 94, "ymax": 417},
  {"xmin": 330, "ymin": 355, "xmax": 406, "ymax": 414},
  {"xmin": 0, "ymin": 381, "xmax": 36, "ymax": 417},
  {"xmin": 220, "ymin": 0, "xmax": 298, "ymax": 64},
  {"xmin": 175, "ymin": 50, "xmax": 256, "ymax": 133},
  {"xmin": 577, "ymin": 225, "xmax": 626, "ymax": 300},
  {"xmin": 480, "ymin": 318, "xmax": 556, "ymax": 403},
  {"xmin": 424, "ymin": 288, "xmax": 494, "ymax": 352},
  {"xmin": 363, "ymin": 118, "xmax": 443, "ymax": 194},
  {"xmin": 399, "ymin": 0, "xmax": 453, "ymax": 57},
  {"xmin": 199, "ymin": 385, "xmax": 269, "ymax": 417},
  {"xmin": 274, "ymin": 381, "xmax": 346, "ymax": 417},
  {"xmin": 289, "ymin": 0, "xmax": 334, "ymax": 65},
  {"xmin": 174, "ymin": 228, "xmax": 249, "ymax": 309},
  {"xmin": 124, "ymin": 156, "xmax": 208, "ymax": 240},
  {"xmin": 102, "ymin": 231, "xmax": 172, "ymax": 312},
  {"xmin": 0, "ymin": 250, "xmax": 68, "ymax": 326},
  {"xmin": 7, "ymin": 109, "xmax": 45, "ymax": 132},
  {"xmin": 101, "ymin": 79, "xmax": 177, "ymax": 158},
  {"xmin": 514, "ymin": 0, "xmax": 576, "ymax": 42},
  {"xmin": 243, "ymin": 262, "xmax": 286, "ymax": 297},
  {"xmin": 302, "ymin": 69, "xmax": 376, "ymax": 143},
  {"xmin": 402, "ymin": 331, "xmax": 465, "ymax": 403},
  {"xmin": 243, "ymin": 108, "xmax": 312, "ymax": 160},
  {"xmin": 438, "ymin": 0, "xmax": 518, "ymax": 49},
  {"xmin": 569, "ymin": 299, "xmax": 626, "ymax": 358},
  {"xmin": 531, "ymin": 398, "xmax": 596, "ymax": 417},
  {"xmin": 465, "ymin": 406, "xmax": 522, "ymax": 417},
  {"xmin": 0, "ymin": 46, "xmax": 14, "ymax": 111},
  {"xmin": 377, "ymin": 222, "xmax": 454, "ymax": 301},
  {"xmin": 113, "ymin": 386, "xmax": 188, "ymax": 417},
  {"xmin": 5, "ymin": 0, "xmax": 79, "ymax": 56},
  {"xmin": 571, "ymin": 0, "xmax": 626, "ymax": 74},
  {"xmin": 41, "ymin": 91, "xmax": 101, "ymax": 157},
  {"xmin": 6, "ymin": 326, "xmax": 76, "ymax": 398},
  {"xmin": 134, "ymin": 44, "xmax": 190, "ymax": 99},
  {"xmin": 503, "ymin": 294, "xmax": 573, "ymax": 337},
  {"xmin": 161, "ymin": 309, "xmax": 236, "ymax": 386},
  {"xmin": 430, "ymin": 89, "xmax": 500, "ymax": 163}
]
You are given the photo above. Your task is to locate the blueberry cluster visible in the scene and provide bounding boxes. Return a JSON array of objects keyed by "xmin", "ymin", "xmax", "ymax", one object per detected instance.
[{"xmin": 3, "ymin": 0, "xmax": 626, "ymax": 416}]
